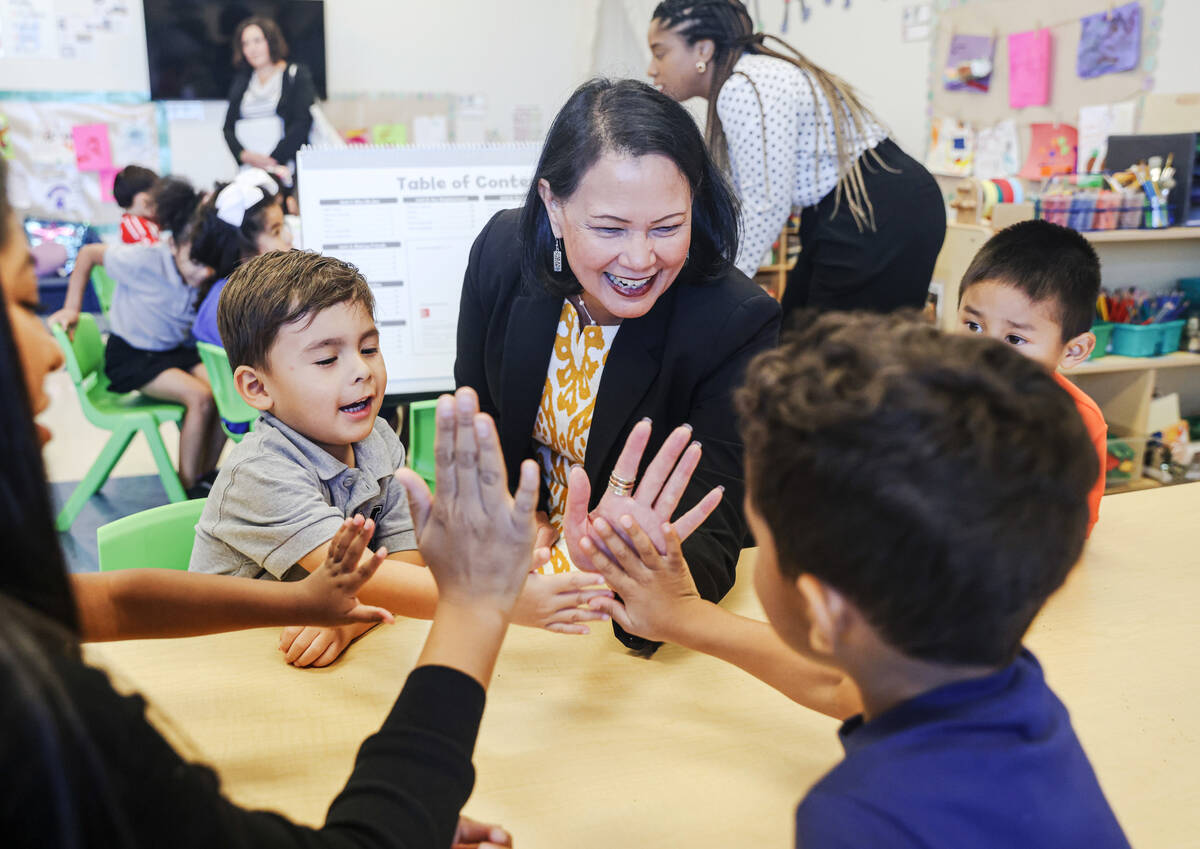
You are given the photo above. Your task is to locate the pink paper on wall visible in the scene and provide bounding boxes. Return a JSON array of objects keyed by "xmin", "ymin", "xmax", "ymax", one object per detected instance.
[
  {"xmin": 1008, "ymin": 29, "xmax": 1052, "ymax": 109},
  {"xmin": 1019, "ymin": 123, "xmax": 1078, "ymax": 180},
  {"xmin": 98, "ymin": 167, "xmax": 119, "ymax": 203},
  {"xmin": 71, "ymin": 123, "xmax": 113, "ymax": 171}
]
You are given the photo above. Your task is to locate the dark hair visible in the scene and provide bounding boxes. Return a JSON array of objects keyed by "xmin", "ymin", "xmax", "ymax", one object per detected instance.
[
  {"xmin": 218, "ymin": 250, "xmax": 375, "ymax": 370},
  {"xmin": 190, "ymin": 177, "xmax": 284, "ymax": 306},
  {"xmin": 0, "ymin": 157, "xmax": 79, "ymax": 635},
  {"xmin": 150, "ymin": 177, "xmax": 202, "ymax": 243},
  {"xmin": 651, "ymin": 0, "xmax": 883, "ymax": 231},
  {"xmin": 111, "ymin": 165, "xmax": 159, "ymax": 210},
  {"xmin": 736, "ymin": 311, "xmax": 1096, "ymax": 667},
  {"xmin": 959, "ymin": 220, "xmax": 1102, "ymax": 341},
  {"xmin": 519, "ymin": 78, "xmax": 739, "ymax": 298},
  {"xmin": 232, "ymin": 16, "xmax": 289, "ymax": 67}
]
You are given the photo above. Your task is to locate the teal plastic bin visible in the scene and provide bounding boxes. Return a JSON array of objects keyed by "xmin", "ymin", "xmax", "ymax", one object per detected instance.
[
  {"xmin": 1110, "ymin": 320, "xmax": 1186, "ymax": 357},
  {"xmin": 1089, "ymin": 322, "xmax": 1114, "ymax": 359}
]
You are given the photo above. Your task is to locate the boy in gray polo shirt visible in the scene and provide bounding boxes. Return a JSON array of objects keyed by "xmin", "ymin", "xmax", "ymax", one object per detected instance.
[{"xmin": 189, "ymin": 250, "xmax": 611, "ymax": 667}]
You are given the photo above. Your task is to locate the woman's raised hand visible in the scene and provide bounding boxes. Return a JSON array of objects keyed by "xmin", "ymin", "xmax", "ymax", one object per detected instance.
[
  {"xmin": 562, "ymin": 419, "xmax": 723, "ymax": 573},
  {"xmin": 395, "ymin": 387, "xmax": 541, "ymax": 616}
]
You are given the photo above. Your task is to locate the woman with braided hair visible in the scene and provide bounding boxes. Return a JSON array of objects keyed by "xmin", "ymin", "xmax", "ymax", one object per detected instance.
[{"xmin": 647, "ymin": 0, "xmax": 945, "ymax": 317}]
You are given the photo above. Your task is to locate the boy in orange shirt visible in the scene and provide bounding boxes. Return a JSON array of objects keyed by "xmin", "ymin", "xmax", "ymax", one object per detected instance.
[{"xmin": 956, "ymin": 219, "xmax": 1106, "ymax": 534}]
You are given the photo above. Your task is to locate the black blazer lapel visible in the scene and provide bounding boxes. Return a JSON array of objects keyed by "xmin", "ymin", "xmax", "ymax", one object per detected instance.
[
  {"xmin": 583, "ymin": 287, "xmax": 675, "ymax": 499},
  {"xmin": 498, "ymin": 293, "xmax": 562, "ymax": 480}
]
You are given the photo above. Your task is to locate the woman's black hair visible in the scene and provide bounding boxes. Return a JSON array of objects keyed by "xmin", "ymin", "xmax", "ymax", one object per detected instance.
[
  {"xmin": 149, "ymin": 176, "xmax": 202, "ymax": 243},
  {"xmin": 190, "ymin": 178, "xmax": 283, "ymax": 306},
  {"xmin": 519, "ymin": 78, "xmax": 740, "ymax": 297},
  {"xmin": 0, "ymin": 156, "xmax": 79, "ymax": 635}
]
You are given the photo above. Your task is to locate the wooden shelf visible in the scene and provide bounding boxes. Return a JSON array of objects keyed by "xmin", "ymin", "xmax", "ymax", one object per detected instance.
[
  {"xmin": 1083, "ymin": 227, "xmax": 1200, "ymax": 243},
  {"xmin": 1070, "ymin": 352, "xmax": 1200, "ymax": 376}
]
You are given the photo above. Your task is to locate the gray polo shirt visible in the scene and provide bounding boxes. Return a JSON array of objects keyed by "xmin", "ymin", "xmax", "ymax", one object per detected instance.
[
  {"xmin": 106, "ymin": 241, "xmax": 198, "ymax": 351},
  {"xmin": 189, "ymin": 412, "xmax": 417, "ymax": 580}
]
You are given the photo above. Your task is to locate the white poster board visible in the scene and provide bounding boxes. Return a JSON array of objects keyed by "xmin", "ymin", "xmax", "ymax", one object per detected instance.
[{"xmin": 298, "ymin": 143, "xmax": 539, "ymax": 396}]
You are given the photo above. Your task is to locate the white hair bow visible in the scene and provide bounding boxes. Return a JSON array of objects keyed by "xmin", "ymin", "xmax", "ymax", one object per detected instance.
[{"xmin": 215, "ymin": 168, "xmax": 279, "ymax": 228}]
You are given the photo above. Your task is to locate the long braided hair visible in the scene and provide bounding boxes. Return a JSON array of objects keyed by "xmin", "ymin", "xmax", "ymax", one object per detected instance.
[{"xmin": 651, "ymin": 0, "xmax": 889, "ymax": 231}]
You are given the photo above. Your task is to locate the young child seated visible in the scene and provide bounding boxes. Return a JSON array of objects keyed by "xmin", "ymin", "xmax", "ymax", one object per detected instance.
[
  {"xmin": 189, "ymin": 250, "xmax": 612, "ymax": 667},
  {"xmin": 113, "ymin": 165, "xmax": 161, "ymax": 245},
  {"xmin": 190, "ymin": 167, "xmax": 293, "ymax": 348},
  {"xmin": 956, "ymin": 219, "xmax": 1107, "ymax": 535},
  {"xmin": 49, "ymin": 177, "xmax": 223, "ymax": 496},
  {"xmin": 584, "ymin": 312, "xmax": 1129, "ymax": 848}
]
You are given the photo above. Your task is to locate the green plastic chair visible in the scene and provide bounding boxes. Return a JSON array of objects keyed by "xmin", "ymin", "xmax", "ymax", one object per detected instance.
[
  {"xmin": 196, "ymin": 342, "xmax": 258, "ymax": 441},
  {"xmin": 407, "ymin": 399, "xmax": 438, "ymax": 491},
  {"xmin": 90, "ymin": 265, "xmax": 117, "ymax": 315},
  {"xmin": 96, "ymin": 498, "xmax": 206, "ymax": 571},
  {"xmin": 50, "ymin": 314, "xmax": 187, "ymax": 531}
]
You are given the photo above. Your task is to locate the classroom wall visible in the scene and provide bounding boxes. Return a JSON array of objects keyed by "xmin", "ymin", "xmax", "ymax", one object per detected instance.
[{"xmin": 2, "ymin": 1, "xmax": 1197, "ymax": 195}]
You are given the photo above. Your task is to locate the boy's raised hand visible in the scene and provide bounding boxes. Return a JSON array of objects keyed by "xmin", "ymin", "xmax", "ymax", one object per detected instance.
[
  {"xmin": 294, "ymin": 515, "xmax": 394, "ymax": 627},
  {"xmin": 395, "ymin": 387, "xmax": 541, "ymax": 615},
  {"xmin": 562, "ymin": 420, "xmax": 724, "ymax": 573},
  {"xmin": 580, "ymin": 514, "xmax": 703, "ymax": 644}
]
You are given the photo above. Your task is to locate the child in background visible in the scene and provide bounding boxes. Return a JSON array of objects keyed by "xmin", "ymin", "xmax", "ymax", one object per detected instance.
[
  {"xmin": 956, "ymin": 219, "xmax": 1107, "ymax": 535},
  {"xmin": 190, "ymin": 167, "xmax": 293, "ymax": 347},
  {"xmin": 113, "ymin": 165, "xmax": 161, "ymax": 245},
  {"xmin": 49, "ymin": 177, "xmax": 224, "ymax": 497},
  {"xmin": 584, "ymin": 312, "xmax": 1129, "ymax": 849},
  {"xmin": 189, "ymin": 251, "xmax": 612, "ymax": 667}
]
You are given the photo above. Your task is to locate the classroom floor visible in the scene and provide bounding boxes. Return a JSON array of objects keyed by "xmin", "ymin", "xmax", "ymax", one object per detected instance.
[{"xmin": 40, "ymin": 367, "xmax": 231, "ymax": 573}]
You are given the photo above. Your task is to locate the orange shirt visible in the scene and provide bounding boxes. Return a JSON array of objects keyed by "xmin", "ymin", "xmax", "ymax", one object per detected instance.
[{"xmin": 1055, "ymin": 372, "xmax": 1106, "ymax": 536}]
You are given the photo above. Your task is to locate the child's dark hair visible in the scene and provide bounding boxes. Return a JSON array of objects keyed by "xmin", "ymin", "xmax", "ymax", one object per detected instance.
[
  {"xmin": 218, "ymin": 250, "xmax": 375, "ymax": 371},
  {"xmin": 189, "ymin": 178, "xmax": 283, "ymax": 305},
  {"xmin": 111, "ymin": 165, "xmax": 158, "ymax": 209},
  {"xmin": 959, "ymin": 220, "xmax": 1101, "ymax": 341},
  {"xmin": 150, "ymin": 177, "xmax": 202, "ymax": 242},
  {"xmin": 736, "ymin": 311, "xmax": 1096, "ymax": 668}
]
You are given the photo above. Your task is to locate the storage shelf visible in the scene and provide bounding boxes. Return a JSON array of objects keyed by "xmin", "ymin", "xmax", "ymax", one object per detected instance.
[
  {"xmin": 1084, "ymin": 227, "xmax": 1200, "ymax": 243},
  {"xmin": 1070, "ymin": 351, "xmax": 1200, "ymax": 376}
]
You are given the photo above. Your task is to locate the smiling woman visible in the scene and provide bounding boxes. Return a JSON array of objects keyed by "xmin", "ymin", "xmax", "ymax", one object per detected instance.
[{"xmin": 455, "ymin": 78, "xmax": 781, "ymax": 653}]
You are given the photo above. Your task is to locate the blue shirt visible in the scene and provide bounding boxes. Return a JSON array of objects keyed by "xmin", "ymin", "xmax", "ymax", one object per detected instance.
[
  {"xmin": 795, "ymin": 650, "xmax": 1129, "ymax": 849},
  {"xmin": 192, "ymin": 276, "xmax": 227, "ymax": 347}
]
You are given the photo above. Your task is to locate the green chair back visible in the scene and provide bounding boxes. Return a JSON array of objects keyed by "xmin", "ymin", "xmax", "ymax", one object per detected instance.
[
  {"xmin": 49, "ymin": 314, "xmax": 188, "ymax": 530},
  {"xmin": 90, "ymin": 265, "xmax": 117, "ymax": 315},
  {"xmin": 57, "ymin": 311, "xmax": 106, "ymax": 386},
  {"xmin": 196, "ymin": 342, "xmax": 258, "ymax": 441},
  {"xmin": 97, "ymin": 499, "xmax": 206, "ymax": 572},
  {"xmin": 407, "ymin": 399, "xmax": 438, "ymax": 490}
]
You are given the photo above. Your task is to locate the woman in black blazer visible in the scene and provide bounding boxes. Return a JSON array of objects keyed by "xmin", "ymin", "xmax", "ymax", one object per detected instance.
[
  {"xmin": 455, "ymin": 79, "xmax": 780, "ymax": 651},
  {"xmin": 222, "ymin": 16, "xmax": 315, "ymax": 172}
]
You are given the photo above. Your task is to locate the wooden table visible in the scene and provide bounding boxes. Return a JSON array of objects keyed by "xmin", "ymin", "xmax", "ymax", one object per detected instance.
[{"xmin": 85, "ymin": 484, "xmax": 1200, "ymax": 848}]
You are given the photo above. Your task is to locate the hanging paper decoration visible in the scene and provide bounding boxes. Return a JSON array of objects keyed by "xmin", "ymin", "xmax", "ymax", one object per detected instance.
[
  {"xmin": 974, "ymin": 120, "xmax": 1021, "ymax": 179},
  {"xmin": 1019, "ymin": 123, "xmax": 1078, "ymax": 180},
  {"xmin": 1077, "ymin": 102, "xmax": 1136, "ymax": 172},
  {"xmin": 1077, "ymin": 2, "xmax": 1141, "ymax": 79},
  {"xmin": 925, "ymin": 117, "xmax": 976, "ymax": 177},
  {"xmin": 944, "ymin": 34, "xmax": 995, "ymax": 92},
  {"xmin": 1008, "ymin": 28, "xmax": 1052, "ymax": 109},
  {"xmin": 0, "ymin": 114, "xmax": 13, "ymax": 160}
]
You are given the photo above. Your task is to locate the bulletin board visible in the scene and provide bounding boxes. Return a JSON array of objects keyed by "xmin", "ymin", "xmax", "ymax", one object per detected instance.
[{"xmin": 926, "ymin": 0, "xmax": 1164, "ymax": 179}]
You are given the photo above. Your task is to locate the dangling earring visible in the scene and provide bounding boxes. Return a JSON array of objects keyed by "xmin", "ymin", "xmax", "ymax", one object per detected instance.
[
  {"xmin": 696, "ymin": 60, "xmax": 707, "ymax": 74},
  {"xmin": 552, "ymin": 238, "xmax": 563, "ymax": 273}
]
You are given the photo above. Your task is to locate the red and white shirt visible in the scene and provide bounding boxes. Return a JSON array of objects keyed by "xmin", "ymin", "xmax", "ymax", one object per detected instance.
[{"xmin": 120, "ymin": 213, "xmax": 160, "ymax": 245}]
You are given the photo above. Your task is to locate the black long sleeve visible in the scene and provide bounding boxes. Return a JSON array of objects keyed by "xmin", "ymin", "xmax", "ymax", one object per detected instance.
[
  {"xmin": 223, "ymin": 70, "xmax": 250, "ymax": 163},
  {"xmin": 4, "ymin": 653, "xmax": 484, "ymax": 848},
  {"xmin": 271, "ymin": 64, "xmax": 316, "ymax": 165}
]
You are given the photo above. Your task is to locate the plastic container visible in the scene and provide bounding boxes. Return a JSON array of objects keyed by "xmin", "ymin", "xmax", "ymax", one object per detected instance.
[
  {"xmin": 1105, "ymin": 434, "xmax": 1147, "ymax": 490},
  {"xmin": 1067, "ymin": 192, "xmax": 1097, "ymax": 231},
  {"xmin": 1092, "ymin": 191, "xmax": 1123, "ymax": 230},
  {"xmin": 1117, "ymin": 190, "xmax": 1144, "ymax": 229},
  {"xmin": 1040, "ymin": 194, "xmax": 1071, "ymax": 227},
  {"xmin": 1179, "ymin": 277, "xmax": 1200, "ymax": 305},
  {"xmin": 1110, "ymin": 319, "xmax": 1187, "ymax": 357},
  {"xmin": 1089, "ymin": 322, "xmax": 1115, "ymax": 359}
]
